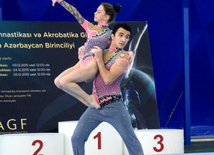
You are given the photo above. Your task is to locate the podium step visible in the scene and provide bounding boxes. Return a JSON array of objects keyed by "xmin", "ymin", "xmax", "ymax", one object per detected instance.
[
  {"xmin": 0, "ymin": 133, "xmax": 64, "ymax": 155},
  {"xmin": 58, "ymin": 121, "xmax": 184, "ymax": 155}
]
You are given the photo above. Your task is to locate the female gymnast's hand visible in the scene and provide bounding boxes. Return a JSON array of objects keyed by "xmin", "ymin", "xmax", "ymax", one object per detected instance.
[{"xmin": 52, "ymin": 0, "xmax": 58, "ymax": 6}]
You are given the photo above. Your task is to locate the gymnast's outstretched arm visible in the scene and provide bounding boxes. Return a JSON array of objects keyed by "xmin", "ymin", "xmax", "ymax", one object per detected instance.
[{"xmin": 52, "ymin": 0, "xmax": 84, "ymax": 24}]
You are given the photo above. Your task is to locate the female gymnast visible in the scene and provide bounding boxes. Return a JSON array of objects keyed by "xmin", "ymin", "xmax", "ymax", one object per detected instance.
[{"xmin": 52, "ymin": 0, "xmax": 121, "ymax": 109}]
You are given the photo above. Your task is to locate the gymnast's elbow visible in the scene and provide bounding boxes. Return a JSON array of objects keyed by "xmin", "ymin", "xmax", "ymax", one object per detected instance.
[{"xmin": 103, "ymin": 77, "xmax": 114, "ymax": 85}]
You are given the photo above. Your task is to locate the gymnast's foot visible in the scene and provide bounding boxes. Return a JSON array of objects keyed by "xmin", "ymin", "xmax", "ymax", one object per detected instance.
[
  {"xmin": 82, "ymin": 99, "xmax": 93, "ymax": 108},
  {"xmin": 88, "ymin": 95, "xmax": 100, "ymax": 109}
]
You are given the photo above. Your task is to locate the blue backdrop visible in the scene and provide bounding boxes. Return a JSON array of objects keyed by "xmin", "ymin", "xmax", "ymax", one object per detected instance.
[{"xmin": 1, "ymin": 0, "xmax": 214, "ymax": 136}]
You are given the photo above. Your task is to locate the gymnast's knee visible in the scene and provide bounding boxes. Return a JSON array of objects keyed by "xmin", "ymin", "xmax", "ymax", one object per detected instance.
[
  {"xmin": 71, "ymin": 133, "xmax": 85, "ymax": 145},
  {"xmin": 59, "ymin": 77, "xmax": 72, "ymax": 89},
  {"xmin": 54, "ymin": 77, "xmax": 62, "ymax": 89}
]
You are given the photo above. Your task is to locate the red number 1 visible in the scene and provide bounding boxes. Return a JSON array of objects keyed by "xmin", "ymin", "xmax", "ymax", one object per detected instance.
[{"xmin": 94, "ymin": 132, "xmax": 101, "ymax": 149}]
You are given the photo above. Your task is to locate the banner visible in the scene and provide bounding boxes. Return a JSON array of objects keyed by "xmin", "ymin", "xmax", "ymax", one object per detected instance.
[{"xmin": 0, "ymin": 21, "xmax": 159, "ymax": 134}]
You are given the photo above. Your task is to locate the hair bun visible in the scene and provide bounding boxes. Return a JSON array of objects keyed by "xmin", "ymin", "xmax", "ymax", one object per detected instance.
[{"xmin": 113, "ymin": 4, "xmax": 122, "ymax": 13}]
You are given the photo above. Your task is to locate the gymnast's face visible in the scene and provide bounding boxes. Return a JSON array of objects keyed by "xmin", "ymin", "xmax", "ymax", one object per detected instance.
[
  {"xmin": 111, "ymin": 27, "xmax": 131, "ymax": 49},
  {"xmin": 94, "ymin": 5, "xmax": 109, "ymax": 23}
]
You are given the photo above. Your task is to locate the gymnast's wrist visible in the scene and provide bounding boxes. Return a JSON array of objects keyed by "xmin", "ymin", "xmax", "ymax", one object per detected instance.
[
  {"xmin": 57, "ymin": 0, "xmax": 62, "ymax": 3},
  {"xmin": 96, "ymin": 58, "xmax": 103, "ymax": 64}
]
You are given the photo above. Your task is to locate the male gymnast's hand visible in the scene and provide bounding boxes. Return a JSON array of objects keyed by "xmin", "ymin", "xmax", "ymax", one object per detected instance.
[
  {"xmin": 126, "ymin": 51, "xmax": 134, "ymax": 64},
  {"xmin": 91, "ymin": 46, "xmax": 102, "ymax": 62}
]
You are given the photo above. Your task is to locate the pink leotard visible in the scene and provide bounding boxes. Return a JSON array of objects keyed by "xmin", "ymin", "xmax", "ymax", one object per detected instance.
[
  {"xmin": 93, "ymin": 48, "xmax": 130, "ymax": 107},
  {"xmin": 80, "ymin": 20, "xmax": 111, "ymax": 67}
]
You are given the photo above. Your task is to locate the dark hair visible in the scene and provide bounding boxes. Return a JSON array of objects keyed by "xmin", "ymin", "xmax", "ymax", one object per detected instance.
[
  {"xmin": 101, "ymin": 3, "xmax": 122, "ymax": 23},
  {"xmin": 112, "ymin": 23, "xmax": 132, "ymax": 35}
]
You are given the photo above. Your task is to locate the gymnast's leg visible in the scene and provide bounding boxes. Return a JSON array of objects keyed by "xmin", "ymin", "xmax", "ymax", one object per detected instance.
[
  {"xmin": 71, "ymin": 107, "xmax": 102, "ymax": 155},
  {"xmin": 54, "ymin": 61, "xmax": 91, "ymax": 107},
  {"xmin": 106, "ymin": 102, "xmax": 144, "ymax": 155},
  {"xmin": 59, "ymin": 59, "xmax": 100, "ymax": 108}
]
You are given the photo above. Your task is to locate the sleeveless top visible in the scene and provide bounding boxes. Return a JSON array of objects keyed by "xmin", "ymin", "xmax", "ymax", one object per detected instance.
[
  {"xmin": 80, "ymin": 20, "xmax": 111, "ymax": 67},
  {"xmin": 93, "ymin": 48, "xmax": 130, "ymax": 107}
]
